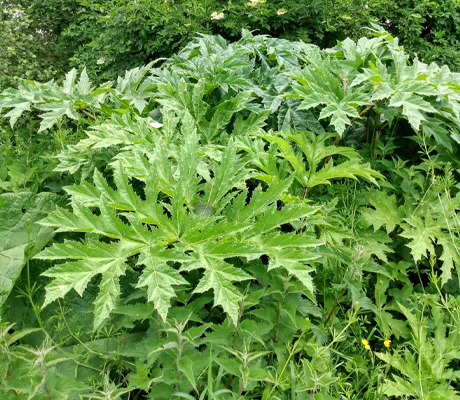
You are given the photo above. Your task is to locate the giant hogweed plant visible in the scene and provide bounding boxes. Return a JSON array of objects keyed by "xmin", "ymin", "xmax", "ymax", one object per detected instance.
[
  {"xmin": 36, "ymin": 134, "xmax": 323, "ymax": 330},
  {"xmin": 1, "ymin": 30, "xmax": 460, "ymax": 398}
]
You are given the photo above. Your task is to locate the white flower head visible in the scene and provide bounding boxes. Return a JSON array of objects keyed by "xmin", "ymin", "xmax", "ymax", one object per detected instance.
[
  {"xmin": 277, "ymin": 8, "xmax": 287, "ymax": 15},
  {"xmin": 96, "ymin": 57, "xmax": 106, "ymax": 65},
  {"xmin": 211, "ymin": 11, "xmax": 225, "ymax": 20},
  {"xmin": 247, "ymin": 0, "xmax": 265, "ymax": 6},
  {"xmin": 149, "ymin": 121, "xmax": 163, "ymax": 129}
]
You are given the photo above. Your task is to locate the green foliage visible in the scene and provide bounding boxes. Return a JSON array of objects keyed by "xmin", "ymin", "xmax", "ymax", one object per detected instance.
[
  {"xmin": 0, "ymin": 0, "xmax": 77, "ymax": 89},
  {"xmin": 3, "ymin": 0, "xmax": 460, "ymax": 92},
  {"xmin": 1, "ymin": 30, "xmax": 460, "ymax": 399},
  {"xmin": 373, "ymin": 0, "xmax": 460, "ymax": 72},
  {"xmin": 376, "ymin": 300, "xmax": 460, "ymax": 399}
]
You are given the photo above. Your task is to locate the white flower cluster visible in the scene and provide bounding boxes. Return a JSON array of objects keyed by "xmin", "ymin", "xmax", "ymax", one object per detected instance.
[
  {"xmin": 211, "ymin": 11, "xmax": 225, "ymax": 20},
  {"xmin": 247, "ymin": 0, "xmax": 266, "ymax": 6}
]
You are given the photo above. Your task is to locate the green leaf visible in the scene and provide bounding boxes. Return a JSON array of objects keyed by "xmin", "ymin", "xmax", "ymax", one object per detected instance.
[
  {"xmin": 38, "ymin": 239, "xmax": 142, "ymax": 330},
  {"xmin": 177, "ymin": 357, "xmax": 198, "ymax": 391},
  {"xmin": 400, "ymin": 215, "xmax": 440, "ymax": 263},
  {"xmin": 308, "ymin": 160, "xmax": 383, "ymax": 188},
  {"xmin": 389, "ymin": 91, "xmax": 437, "ymax": 131},
  {"xmin": 0, "ymin": 193, "xmax": 61, "ymax": 307},
  {"xmin": 136, "ymin": 246, "xmax": 189, "ymax": 321},
  {"xmin": 242, "ymin": 203, "xmax": 319, "ymax": 239},
  {"xmin": 191, "ymin": 258, "xmax": 251, "ymax": 324},
  {"xmin": 361, "ymin": 191, "xmax": 403, "ymax": 233},
  {"xmin": 319, "ymin": 102, "xmax": 359, "ymax": 136},
  {"xmin": 35, "ymin": 100, "xmax": 79, "ymax": 132}
]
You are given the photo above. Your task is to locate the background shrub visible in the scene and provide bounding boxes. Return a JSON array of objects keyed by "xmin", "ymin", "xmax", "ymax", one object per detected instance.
[{"xmin": 2, "ymin": 0, "xmax": 460, "ymax": 89}]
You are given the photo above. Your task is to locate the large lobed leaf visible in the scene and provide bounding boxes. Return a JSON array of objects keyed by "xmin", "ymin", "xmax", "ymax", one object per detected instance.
[{"xmin": 0, "ymin": 192, "xmax": 63, "ymax": 307}]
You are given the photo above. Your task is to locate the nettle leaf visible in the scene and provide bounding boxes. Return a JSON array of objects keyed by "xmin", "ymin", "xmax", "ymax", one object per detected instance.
[{"xmin": 361, "ymin": 191, "xmax": 403, "ymax": 233}]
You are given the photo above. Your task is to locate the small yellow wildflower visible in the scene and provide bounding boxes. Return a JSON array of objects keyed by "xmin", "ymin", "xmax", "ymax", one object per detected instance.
[
  {"xmin": 361, "ymin": 338, "xmax": 369, "ymax": 346},
  {"xmin": 277, "ymin": 8, "xmax": 287, "ymax": 15},
  {"xmin": 364, "ymin": 343, "xmax": 371, "ymax": 351},
  {"xmin": 384, "ymin": 338, "xmax": 391, "ymax": 348}
]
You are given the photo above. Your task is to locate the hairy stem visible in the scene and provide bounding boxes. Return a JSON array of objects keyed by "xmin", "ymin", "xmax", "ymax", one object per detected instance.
[
  {"xmin": 79, "ymin": 108, "xmax": 97, "ymax": 121},
  {"xmin": 268, "ymin": 282, "xmax": 288, "ymax": 365},
  {"xmin": 372, "ymin": 111, "xmax": 381, "ymax": 159}
]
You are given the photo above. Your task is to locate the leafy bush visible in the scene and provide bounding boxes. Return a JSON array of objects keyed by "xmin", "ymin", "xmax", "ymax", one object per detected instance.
[
  {"xmin": 1, "ymin": 28, "xmax": 460, "ymax": 399},
  {"xmin": 4, "ymin": 0, "xmax": 460, "ymax": 90},
  {"xmin": 0, "ymin": 0, "xmax": 78, "ymax": 89},
  {"xmin": 373, "ymin": 0, "xmax": 460, "ymax": 71}
]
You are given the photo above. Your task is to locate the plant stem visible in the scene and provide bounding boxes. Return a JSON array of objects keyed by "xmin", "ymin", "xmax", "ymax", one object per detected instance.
[
  {"xmin": 79, "ymin": 109, "xmax": 97, "ymax": 121},
  {"xmin": 268, "ymin": 281, "xmax": 288, "ymax": 365},
  {"xmin": 372, "ymin": 111, "xmax": 381, "ymax": 159}
]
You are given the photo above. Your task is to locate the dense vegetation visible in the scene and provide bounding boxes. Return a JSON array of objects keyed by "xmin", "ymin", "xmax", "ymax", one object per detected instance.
[
  {"xmin": 2, "ymin": 2, "xmax": 460, "ymax": 400},
  {"xmin": 2, "ymin": 0, "xmax": 460, "ymax": 88}
]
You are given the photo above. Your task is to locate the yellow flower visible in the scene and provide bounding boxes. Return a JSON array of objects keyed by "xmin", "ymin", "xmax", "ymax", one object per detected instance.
[
  {"xmin": 361, "ymin": 338, "xmax": 369, "ymax": 346},
  {"xmin": 277, "ymin": 8, "xmax": 287, "ymax": 15},
  {"xmin": 384, "ymin": 338, "xmax": 391, "ymax": 348},
  {"xmin": 364, "ymin": 343, "xmax": 371, "ymax": 351}
]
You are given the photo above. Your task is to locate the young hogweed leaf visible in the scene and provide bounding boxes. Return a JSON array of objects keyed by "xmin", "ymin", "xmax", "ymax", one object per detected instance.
[
  {"xmin": 388, "ymin": 91, "xmax": 437, "ymax": 132},
  {"xmin": 232, "ymin": 110, "xmax": 270, "ymax": 137},
  {"xmin": 230, "ymin": 177, "xmax": 293, "ymax": 222},
  {"xmin": 242, "ymin": 202, "xmax": 319, "ymax": 239},
  {"xmin": 76, "ymin": 115, "xmax": 158, "ymax": 150},
  {"xmin": 289, "ymin": 66, "xmax": 372, "ymax": 136},
  {"xmin": 361, "ymin": 190, "xmax": 403, "ymax": 233},
  {"xmin": 311, "ymin": 160, "xmax": 382, "ymax": 188},
  {"xmin": 400, "ymin": 214, "xmax": 442, "ymax": 263},
  {"xmin": 199, "ymin": 91, "xmax": 253, "ymax": 142}
]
